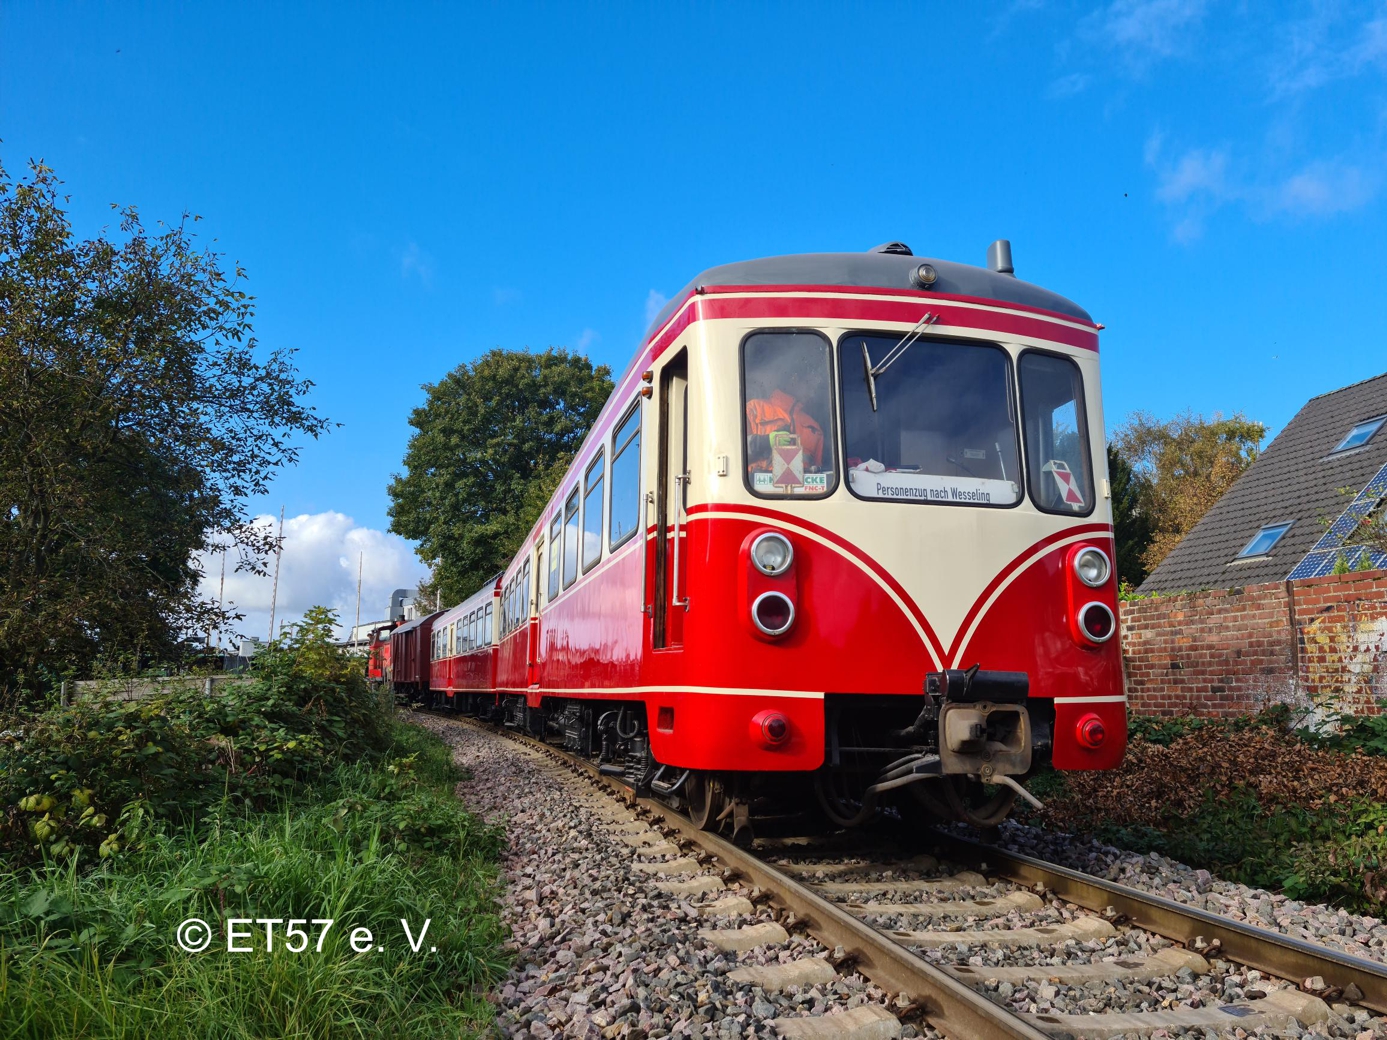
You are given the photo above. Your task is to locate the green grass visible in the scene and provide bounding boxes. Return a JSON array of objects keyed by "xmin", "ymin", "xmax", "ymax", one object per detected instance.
[{"xmin": 0, "ymin": 721, "xmax": 508, "ymax": 1039}]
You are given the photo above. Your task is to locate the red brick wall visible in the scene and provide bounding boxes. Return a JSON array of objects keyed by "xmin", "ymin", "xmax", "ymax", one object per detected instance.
[{"xmin": 1119, "ymin": 568, "xmax": 1387, "ymax": 717}]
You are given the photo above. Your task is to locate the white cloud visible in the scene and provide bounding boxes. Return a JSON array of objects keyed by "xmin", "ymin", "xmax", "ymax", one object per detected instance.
[
  {"xmin": 1046, "ymin": 72, "xmax": 1091, "ymax": 99},
  {"xmin": 1268, "ymin": 159, "xmax": 1379, "ymax": 217},
  {"xmin": 1081, "ymin": 0, "xmax": 1206, "ymax": 66},
  {"xmin": 644, "ymin": 289, "xmax": 669, "ymax": 328},
  {"xmin": 197, "ymin": 511, "xmax": 429, "ymax": 647},
  {"xmin": 1154, "ymin": 146, "xmax": 1230, "ymax": 204},
  {"xmin": 1271, "ymin": 11, "xmax": 1387, "ymax": 97},
  {"xmin": 399, "ymin": 242, "xmax": 435, "ymax": 287},
  {"xmin": 575, "ymin": 327, "xmax": 600, "ymax": 352}
]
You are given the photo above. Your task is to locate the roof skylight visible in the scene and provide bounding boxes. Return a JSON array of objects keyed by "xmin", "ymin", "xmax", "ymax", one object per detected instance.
[
  {"xmin": 1332, "ymin": 416, "xmax": 1386, "ymax": 454},
  {"xmin": 1236, "ymin": 521, "xmax": 1293, "ymax": 560}
]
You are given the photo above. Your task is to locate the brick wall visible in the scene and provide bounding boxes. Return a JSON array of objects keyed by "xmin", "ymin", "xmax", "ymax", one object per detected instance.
[{"xmin": 1119, "ymin": 568, "xmax": 1387, "ymax": 717}]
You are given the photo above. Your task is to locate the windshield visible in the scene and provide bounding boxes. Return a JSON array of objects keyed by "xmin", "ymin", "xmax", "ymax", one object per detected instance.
[
  {"xmin": 838, "ymin": 334, "xmax": 1022, "ymax": 507},
  {"xmin": 1019, "ymin": 351, "xmax": 1093, "ymax": 515}
]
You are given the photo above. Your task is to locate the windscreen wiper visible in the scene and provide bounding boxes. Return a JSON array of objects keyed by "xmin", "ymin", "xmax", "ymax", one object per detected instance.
[{"xmin": 860, "ymin": 311, "xmax": 939, "ymax": 412}]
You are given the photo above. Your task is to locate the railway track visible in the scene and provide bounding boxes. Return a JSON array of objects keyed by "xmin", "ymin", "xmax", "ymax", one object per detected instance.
[{"xmin": 421, "ymin": 710, "xmax": 1387, "ymax": 1040}]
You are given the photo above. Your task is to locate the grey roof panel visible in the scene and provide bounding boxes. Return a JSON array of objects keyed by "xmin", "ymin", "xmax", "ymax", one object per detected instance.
[
  {"xmin": 644, "ymin": 249, "xmax": 1093, "ymax": 341},
  {"xmin": 1139, "ymin": 371, "xmax": 1387, "ymax": 594}
]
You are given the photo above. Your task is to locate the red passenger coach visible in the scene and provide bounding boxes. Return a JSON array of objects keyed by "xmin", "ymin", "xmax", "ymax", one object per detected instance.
[{"xmin": 401, "ymin": 241, "xmax": 1126, "ymax": 833}]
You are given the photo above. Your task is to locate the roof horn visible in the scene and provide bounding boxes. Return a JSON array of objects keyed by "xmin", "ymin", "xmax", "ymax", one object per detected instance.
[{"xmin": 987, "ymin": 239, "xmax": 1015, "ymax": 276}]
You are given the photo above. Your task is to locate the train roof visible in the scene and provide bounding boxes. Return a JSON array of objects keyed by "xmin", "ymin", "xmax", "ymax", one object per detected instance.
[
  {"xmin": 390, "ymin": 610, "xmax": 444, "ymax": 637},
  {"xmin": 644, "ymin": 244, "xmax": 1093, "ymax": 341}
]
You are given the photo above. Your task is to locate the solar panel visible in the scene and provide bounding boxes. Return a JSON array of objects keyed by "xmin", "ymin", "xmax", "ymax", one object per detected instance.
[{"xmin": 1286, "ymin": 460, "xmax": 1387, "ymax": 579}]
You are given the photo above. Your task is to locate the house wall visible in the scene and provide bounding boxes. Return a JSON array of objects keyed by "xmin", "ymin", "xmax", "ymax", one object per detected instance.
[{"xmin": 1119, "ymin": 568, "xmax": 1387, "ymax": 717}]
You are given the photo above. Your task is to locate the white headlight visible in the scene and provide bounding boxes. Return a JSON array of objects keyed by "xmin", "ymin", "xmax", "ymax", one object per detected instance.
[
  {"xmin": 750, "ymin": 532, "xmax": 794, "ymax": 576},
  {"xmin": 1074, "ymin": 547, "xmax": 1111, "ymax": 588}
]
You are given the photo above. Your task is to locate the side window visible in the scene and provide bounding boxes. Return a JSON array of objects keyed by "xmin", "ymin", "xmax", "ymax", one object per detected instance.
[
  {"xmin": 742, "ymin": 331, "xmax": 836, "ymax": 497},
  {"xmin": 609, "ymin": 402, "xmax": 641, "ymax": 548},
  {"xmin": 522, "ymin": 559, "xmax": 531, "ymax": 615},
  {"xmin": 484, "ymin": 603, "xmax": 493, "ymax": 645},
  {"xmin": 583, "ymin": 451, "xmax": 605, "ymax": 571},
  {"xmin": 470, "ymin": 611, "xmax": 478, "ymax": 651},
  {"xmin": 563, "ymin": 488, "xmax": 580, "ymax": 588},
  {"xmin": 548, "ymin": 515, "xmax": 562, "ymax": 599},
  {"xmin": 1019, "ymin": 352, "xmax": 1094, "ymax": 516}
]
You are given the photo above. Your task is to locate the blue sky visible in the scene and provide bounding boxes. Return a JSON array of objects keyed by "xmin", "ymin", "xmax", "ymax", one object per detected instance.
[{"xmin": 4, "ymin": 1, "xmax": 1386, "ymax": 630}]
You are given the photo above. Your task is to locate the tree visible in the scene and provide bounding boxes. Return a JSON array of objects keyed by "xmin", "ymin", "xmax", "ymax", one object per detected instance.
[
  {"xmin": 1114, "ymin": 410, "xmax": 1266, "ymax": 574},
  {"xmin": 388, "ymin": 348, "xmax": 613, "ymax": 603},
  {"xmin": 0, "ymin": 160, "xmax": 329, "ymax": 706},
  {"xmin": 1106, "ymin": 443, "xmax": 1154, "ymax": 587}
]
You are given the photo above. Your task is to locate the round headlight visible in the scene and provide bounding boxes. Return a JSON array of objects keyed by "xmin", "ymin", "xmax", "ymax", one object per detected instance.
[
  {"xmin": 1073, "ymin": 547, "xmax": 1111, "ymax": 588},
  {"xmin": 751, "ymin": 591, "xmax": 796, "ymax": 637},
  {"xmin": 750, "ymin": 532, "xmax": 794, "ymax": 576},
  {"xmin": 1078, "ymin": 601, "xmax": 1116, "ymax": 643}
]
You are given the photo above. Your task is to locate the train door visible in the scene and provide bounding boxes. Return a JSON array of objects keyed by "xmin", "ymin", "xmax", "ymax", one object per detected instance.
[
  {"xmin": 527, "ymin": 546, "xmax": 541, "ymax": 689},
  {"xmin": 653, "ymin": 350, "xmax": 689, "ymax": 649}
]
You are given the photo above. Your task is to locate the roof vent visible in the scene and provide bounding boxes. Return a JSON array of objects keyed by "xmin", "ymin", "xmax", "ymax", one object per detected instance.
[
  {"xmin": 986, "ymin": 239, "xmax": 1014, "ymax": 276},
  {"xmin": 871, "ymin": 241, "xmax": 914, "ymax": 256}
]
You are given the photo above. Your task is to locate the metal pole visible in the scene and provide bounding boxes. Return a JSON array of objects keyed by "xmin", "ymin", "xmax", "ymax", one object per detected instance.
[
  {"xmin": 216, "ymin": 549, "xmax": 226, "ymax": 653},
  {"xmin": 268, "ymin": 507, "xmax": 285, "ymax": 642},
  {"xmin": 354, "ymin": 552, "xmax": 363, "ymax": 644}
]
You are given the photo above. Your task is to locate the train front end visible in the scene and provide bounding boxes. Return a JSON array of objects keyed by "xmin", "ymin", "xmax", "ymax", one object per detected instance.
[{"xmin": 651, "ymin": 243, "xmax": 1125, "ymax": 827}]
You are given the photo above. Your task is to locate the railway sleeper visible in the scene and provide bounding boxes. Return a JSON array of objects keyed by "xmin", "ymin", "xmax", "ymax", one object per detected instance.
[
  {"xmin": 891, "ymin": 914, "xmax": 1117, "ymax": 948},
  {"xmin": 1022, "ymin": 986, "xmax": 1330, "ymax": 1039},
  {"xmin": 948, "ymin": 945, "xmax": 1209, "ymax": 987}
]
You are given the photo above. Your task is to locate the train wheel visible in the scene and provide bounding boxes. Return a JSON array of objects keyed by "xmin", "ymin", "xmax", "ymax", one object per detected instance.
[
  {"xmin": 686, "ymin": 773, "xmax": 725, "ymax": 831},
  {"xmin": 943, "ymin": 776, "xmax": 1017, "ymax": 829}
]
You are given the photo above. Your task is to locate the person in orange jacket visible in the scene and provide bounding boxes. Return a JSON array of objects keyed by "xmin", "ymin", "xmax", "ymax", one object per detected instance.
[{"xmin": 746, "ymin": 369, "xmax": 825, "ymax": 473}]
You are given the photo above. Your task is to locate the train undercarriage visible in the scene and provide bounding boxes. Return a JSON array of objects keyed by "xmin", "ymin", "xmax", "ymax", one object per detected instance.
[{"xmin": 409, "ymin": 669, "xmax": 1053, "ymax": 841}]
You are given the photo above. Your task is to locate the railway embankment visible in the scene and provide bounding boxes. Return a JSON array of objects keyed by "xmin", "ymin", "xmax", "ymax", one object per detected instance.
[
  {"xmin": 414, "ymin": 713, "xmax": 919, "ymax": 1040},
  {"xmin": 1019, "ymin": 709, "xmax": 1387, "ymax": 923},
  {"xmin": 0, "ymin": 610, "xmax": 506, "ymax": 1037}
]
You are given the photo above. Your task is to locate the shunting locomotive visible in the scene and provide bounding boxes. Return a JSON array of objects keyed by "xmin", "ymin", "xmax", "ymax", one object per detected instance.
[{"xmin": 393, "ymin": 239, "xmax": 1125, "ymax": 834}]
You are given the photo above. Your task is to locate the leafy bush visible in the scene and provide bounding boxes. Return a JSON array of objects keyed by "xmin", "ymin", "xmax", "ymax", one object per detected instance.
[{"xmin": 0, "ymin": 606, "xmax": 389, "ymax": 865}]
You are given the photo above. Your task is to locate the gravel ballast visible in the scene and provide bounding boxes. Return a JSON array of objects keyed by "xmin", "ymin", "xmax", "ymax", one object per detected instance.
[{"xmin": 414, "ymin": 715, "xmax": 933, "ymax": 1040}]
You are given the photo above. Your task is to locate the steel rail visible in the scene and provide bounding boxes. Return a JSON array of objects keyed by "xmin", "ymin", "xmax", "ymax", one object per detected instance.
[
  {"xmin": 431, "ymin": 713, "xmax": 1048, "ymax": 1040},
  {"xmin": 932, "ymin": 831, "xmax": 1387, "ymax": 1014}
]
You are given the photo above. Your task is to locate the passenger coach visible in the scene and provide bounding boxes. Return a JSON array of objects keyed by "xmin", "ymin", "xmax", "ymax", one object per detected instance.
[{"xmin": 402, "ymin": 240, "xmax": 1126, "ymax": 833}]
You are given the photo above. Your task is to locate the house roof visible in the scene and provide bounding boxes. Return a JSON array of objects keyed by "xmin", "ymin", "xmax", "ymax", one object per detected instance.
[{"xmin": 1138, "ymin": 371, "xmax": 1387, "ymax": 594}]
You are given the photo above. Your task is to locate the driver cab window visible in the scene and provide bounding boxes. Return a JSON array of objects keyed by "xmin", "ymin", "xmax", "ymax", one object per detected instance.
[
  {"xmin": 1019, "ymin": 352, "xmax": 1094, "ymax": 516},
  {"xmin": 741, "ymin": 331, "xmax": 836, "ymax": 497}
]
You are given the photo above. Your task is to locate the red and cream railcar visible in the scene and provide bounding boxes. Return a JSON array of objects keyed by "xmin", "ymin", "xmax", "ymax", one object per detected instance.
[
  {"xmin": 424, "ymin": 579, "xmax": 501, "ymax": 710},
  {"xmin": 414, "ymin": 241, "xmax": 1126, "ymax": 830}
]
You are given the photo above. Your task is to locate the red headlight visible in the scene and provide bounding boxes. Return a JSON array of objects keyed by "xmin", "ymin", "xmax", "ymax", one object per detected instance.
[{"xmin": 1078, "ymin": 601, "xmax": 1115, "ymax": 643}]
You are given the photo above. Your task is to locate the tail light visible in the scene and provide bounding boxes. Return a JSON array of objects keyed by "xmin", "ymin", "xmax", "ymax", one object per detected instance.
[
  {"xmin": 751, "ymin": 591, "xmax": 795, "ymax": 637},
  {"xmin": 1076, "ymin": 712, "xmax": 1106, "ymax": 749},
  {"xmin": 750, "ymin": 709, "xmax": 791, "ymax": 748},
  {"xmin": 1078, "ymin": 601, "xmax": 1116, "ymax": 643}
]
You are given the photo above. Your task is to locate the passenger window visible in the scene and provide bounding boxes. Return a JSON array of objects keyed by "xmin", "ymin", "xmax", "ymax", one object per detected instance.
[
  {"xmin": 522, "ymin": 559, "xmax": 531, "ymax": 615},
  {"xmin": 484, "ymin": 603, "xmax": 493, "ymax": 645},
  {"xmin": 610, "ymin": 402, "xmax": 641, "ymax": 548},
  {"xmin": 563, "ymin": 488, "xmax": 580, "ymax": 588},
  {"xmin": 583, "ymin": 452, "xmax": 605, "ymax": 570},
  {"xmin": 1019, "ymin": 352, "xmax": 1094, "ymax": 516},
  {"xmin": 470, "ymin": 611, "xmax": 479, "ymax": 650},
  {"xmin": 548, "ymin": 515, "xmax": 562, "ymax": 599},
  {"xmin": 742, "ymin": 331, "xmax": 836, "ymax": 496}
]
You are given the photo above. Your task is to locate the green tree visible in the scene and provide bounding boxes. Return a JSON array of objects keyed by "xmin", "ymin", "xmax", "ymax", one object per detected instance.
[
  {"xmin": 1114, "ymin": 410, "xmax": 1266, "ymax": 575},
  {"xmin": 388, "ymin": 348, "xmax": 613, "ymax": 602},
  {"xmin": 0, "ymin": 160, "xmax": 328, "ymax": 706},
  {"xmin": 1106, "ymin": 442, "xmax": 1154, "ymax": 587}
]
